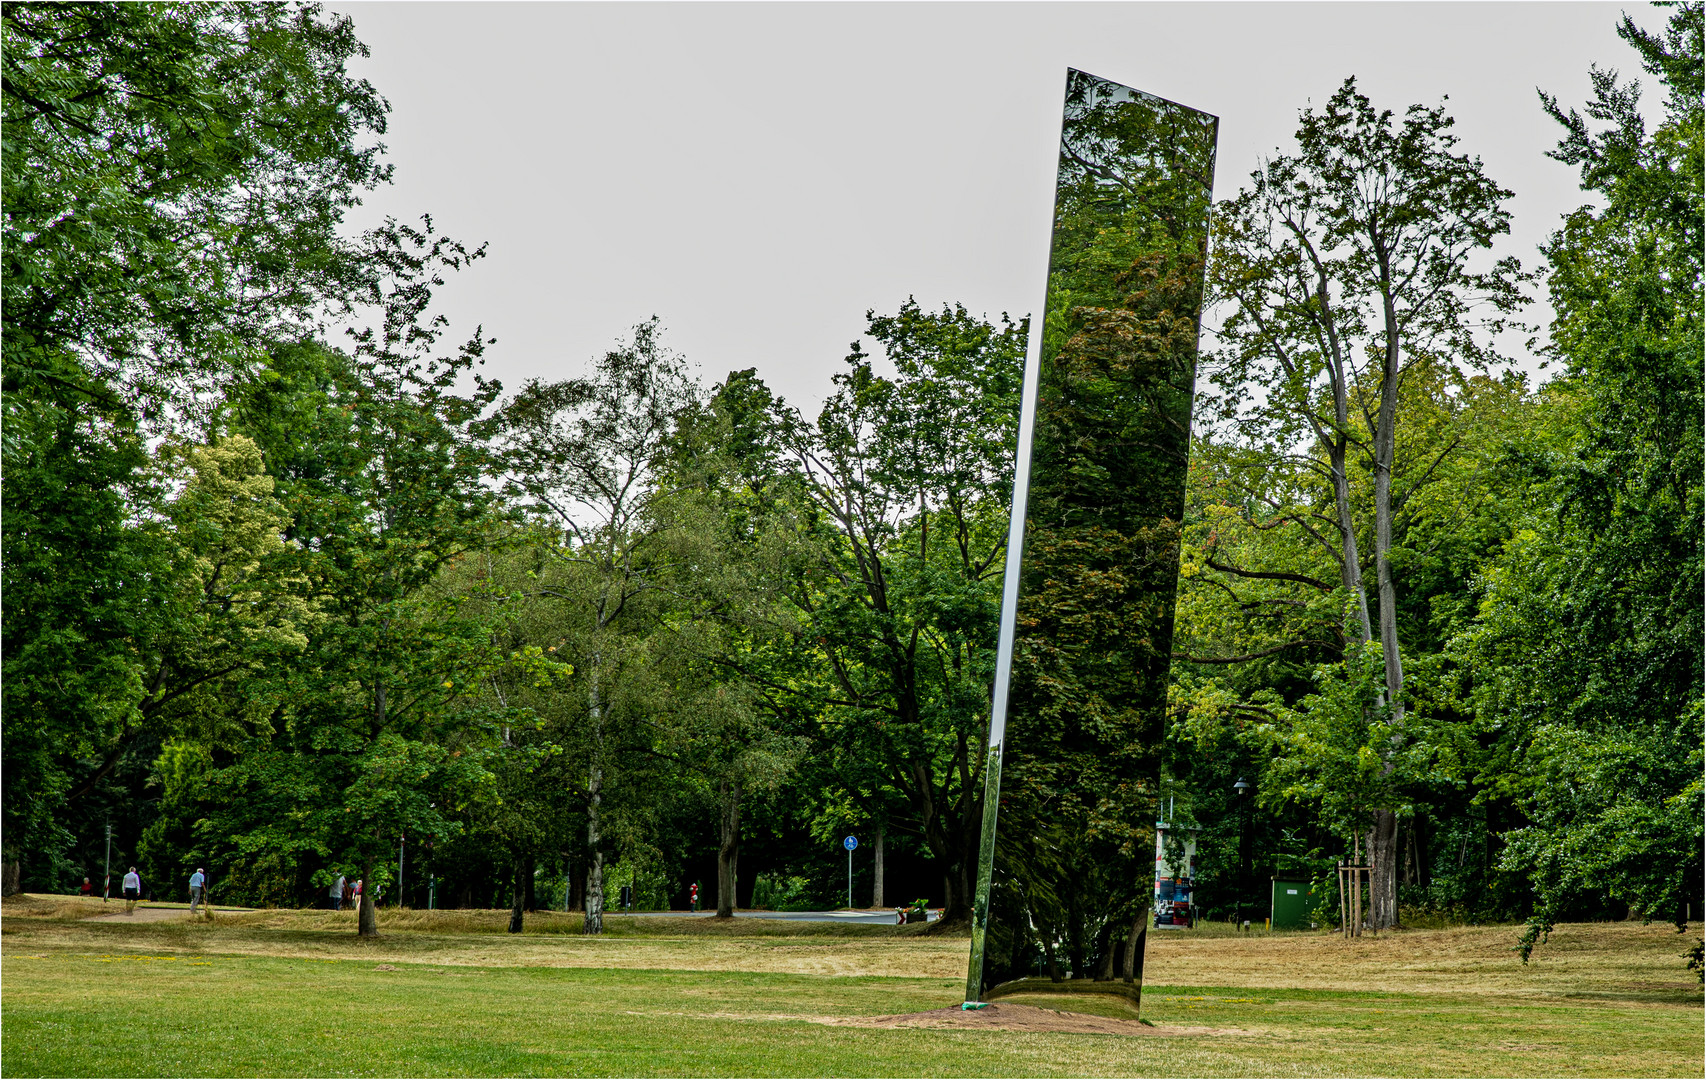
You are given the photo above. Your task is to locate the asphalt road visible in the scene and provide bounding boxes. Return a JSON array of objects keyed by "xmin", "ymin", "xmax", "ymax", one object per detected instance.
[{"xmin": 622, "ymin": 909, "xmax": 939, "ymax": 925}]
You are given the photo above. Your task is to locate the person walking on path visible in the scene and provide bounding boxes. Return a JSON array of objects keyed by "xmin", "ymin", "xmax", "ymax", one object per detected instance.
[
  {"xmin": 330, "ymin": 874, "xmax": 346, "ymax": 911},
  {"xmin": 188, "ymin": 868, "xmax": 206, "ymax": 917},
  {"xmin": 122, "ymin": 867, "xmax": 141, "ymax": 914}
]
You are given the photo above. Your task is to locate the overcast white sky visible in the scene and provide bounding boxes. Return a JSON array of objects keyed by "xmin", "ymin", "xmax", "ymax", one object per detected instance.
[{"xmin": 334, "ymin": 1, "xmax": 1653, "ymax": 411}]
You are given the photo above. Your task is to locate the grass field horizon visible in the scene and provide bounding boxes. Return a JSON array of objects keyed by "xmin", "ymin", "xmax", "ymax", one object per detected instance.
[{"xmin": 4, "ymin": 894, "xmax": 1701, "ymax": 1077}]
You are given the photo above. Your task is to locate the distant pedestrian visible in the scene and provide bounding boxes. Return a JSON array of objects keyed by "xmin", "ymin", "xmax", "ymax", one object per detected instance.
[
  {"xmin": 79, "ymin": 877, "xmax": 93, "ymax": 897},
  {"xmin": 689, "ymin": 881, "xmax": 700, "ymax": 912},
  {"xmin": 188, "ymin": 868, "xmax": 206, "ymax": 917},
  {"xmin": 122, "ymin": 867, "xmax": 141, "ymax": 914},
  {"xmin": 352, "ymin": 879, "xmax": 363, "ymax": 909},
  {"xmin": 330, "ymin": 874, "xmax": 346, "ymax": 911}
]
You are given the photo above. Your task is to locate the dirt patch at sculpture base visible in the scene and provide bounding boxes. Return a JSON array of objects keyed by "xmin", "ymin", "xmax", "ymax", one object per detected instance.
[{"xmin": 823, "ymin": 1002, "xmax": 1238, "ymax": 1037}]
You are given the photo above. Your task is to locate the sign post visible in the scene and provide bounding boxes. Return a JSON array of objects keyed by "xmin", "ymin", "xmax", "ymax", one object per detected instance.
[{"xmin": 843, "ymin": 835, "xmax": 858, "ymax": 909}]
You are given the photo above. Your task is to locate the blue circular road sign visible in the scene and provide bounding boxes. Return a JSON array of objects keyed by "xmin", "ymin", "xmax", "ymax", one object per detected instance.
[{"xmin": 843, "ymin": 835, "xmax": 858, "ymax": 851}]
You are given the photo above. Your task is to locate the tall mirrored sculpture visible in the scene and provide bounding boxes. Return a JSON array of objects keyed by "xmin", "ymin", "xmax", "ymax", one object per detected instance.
[{"xmin": 966, "ymin": 70, "xmax": 1217, "ymax": 1004}]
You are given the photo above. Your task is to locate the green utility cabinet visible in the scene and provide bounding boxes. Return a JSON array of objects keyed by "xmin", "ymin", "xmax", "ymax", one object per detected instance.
[{"xmin": 1270, "ymin": 878, "xmax": 1313, "ymax": 929}]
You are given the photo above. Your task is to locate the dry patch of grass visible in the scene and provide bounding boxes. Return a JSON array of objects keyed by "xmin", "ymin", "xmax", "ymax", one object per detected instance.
[
  {"xmin": 1145, "ymin": 920, "xmax": 1703, "ymax": 1002},
  {"xmin": 0, "ymin": 893, "xmax": 113, "ymax": 923}
]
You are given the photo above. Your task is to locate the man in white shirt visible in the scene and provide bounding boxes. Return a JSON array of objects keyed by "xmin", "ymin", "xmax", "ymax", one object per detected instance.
[
  {"xmin": 189, "ymin": 868, "xmax": 206, "ymax": 917},
  {"xmin": 330, "ymin": 874, "xmax": 346, "ymax": 911},
  {"xmin": 122, "ymin": 867, "xmax": 141, "ymax": 914}
]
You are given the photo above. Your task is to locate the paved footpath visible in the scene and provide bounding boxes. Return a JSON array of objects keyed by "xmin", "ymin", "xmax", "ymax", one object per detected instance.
[
  {"xmin": 86, "ymin": 904, "xmax": 245, "ymax": 923},
  {"xmin": 80, "ymin": 904, "xmax": 938, "ymax": 926}
]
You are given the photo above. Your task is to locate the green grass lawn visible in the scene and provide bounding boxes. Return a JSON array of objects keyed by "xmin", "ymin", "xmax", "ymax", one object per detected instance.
[{"xmin": 3, "ymin": 899, "xmax": 1700, "ymax": 1077}]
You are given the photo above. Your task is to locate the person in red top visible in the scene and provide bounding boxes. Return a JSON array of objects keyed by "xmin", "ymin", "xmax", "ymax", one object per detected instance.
[{"xmin": 79, "ymin": 877, "xmax": 92, "ymax": 897}]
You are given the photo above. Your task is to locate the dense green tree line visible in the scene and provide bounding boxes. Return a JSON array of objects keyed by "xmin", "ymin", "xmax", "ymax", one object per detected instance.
[{"xmin": 4, "ymin": 2, "xmax": 1697, "ymax": 973}]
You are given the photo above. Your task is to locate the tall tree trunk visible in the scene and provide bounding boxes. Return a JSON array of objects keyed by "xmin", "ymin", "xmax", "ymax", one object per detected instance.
[
  {"xmin": 1093, "ymin": 920, "xmax": 1119, "ymax": 981},
  {"xmin": 1329, "ymin": 443, "xmax": 1374, "ymax": 644},
  {"xmin": 1315, "ymin": 278, "xmax": 1374, "ymax": 648},
  {"xmin": 1065, "ymin": 884, "xmax": 1086, "ymax": 977},
  {"xmin": 1415, "ymin": 819, "xmax": 1428, "ymax": 890},
  {"xmin": 358, "ymin": 856, "xmax": 378, "ymax": 937},
  {"xmin": 934, "ymin": 787, "xmax": 975, "ymax": 916},
  {"xmin": 909, "ymin": 761, "xmax": 972, "ymax": 921},
  {"xmin": 1369, "ymin": 810, "xmax": 1399, "ymax": 929},
  {"xmin": 1315, "ymin": 274, "xmax": 1401, "ymax": 931},
  {"xmin": 1041, "ymin": 923, "xmax": 1063, "ymax": 981},
  {"xmin": 1120, "ymin": 919, "xmax": 1146, "ymax": 984},
  {"xmin": 716, "ymin": 778, "xmax": 741, "ymax": 917},
  {"xmin": 943, "ymin": 780, "xmax": 986, "ymax": 922},
  {"xmin": 584, "ymin": 655, "xmax": 606, "ymax": 935},
  {"xmin": 364, "ymin": 655, "xmax": 388, "ymax": 939},
  {"xmin": 870, "ymin": 816, "xmax": 885, "ymax": 909},
  {"xmin": 1373, "ymin": 299, "xmax": 1405, "ymax": 716},
  {"xmin": 508, "ymin": 858, "xmax": 526, "ymax": 934},
  {"xmin": 1368, "ymin": 283, "xmax": 1406, "ymax": 932}
]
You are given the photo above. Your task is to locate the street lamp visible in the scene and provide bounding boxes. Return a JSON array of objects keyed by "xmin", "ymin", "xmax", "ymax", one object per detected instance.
[{"xmin": 1233, "ymin": 777, "xmax": 1252, "ymax": 926}]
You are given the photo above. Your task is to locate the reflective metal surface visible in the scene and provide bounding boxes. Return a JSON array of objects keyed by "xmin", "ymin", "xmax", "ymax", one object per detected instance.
[{"xmin": 967, "ymin": 69, "xmax": 1217, "ymax": 1003}]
